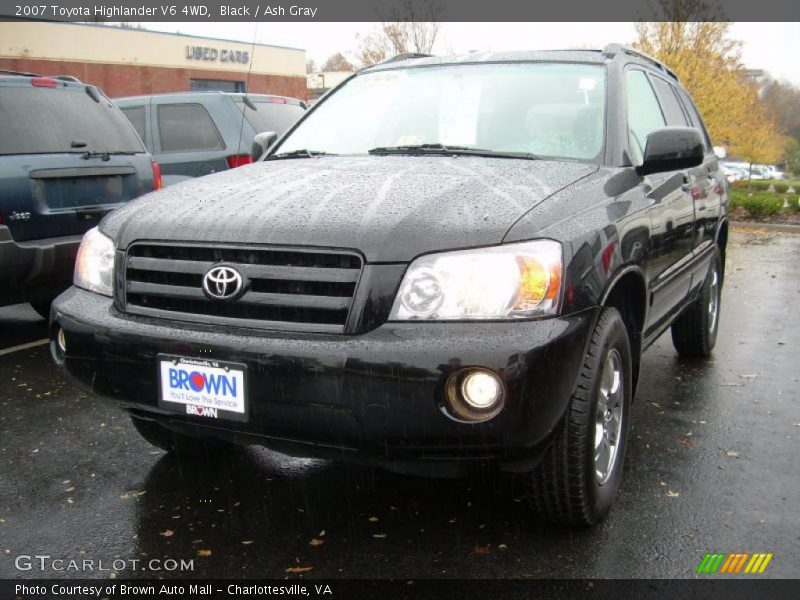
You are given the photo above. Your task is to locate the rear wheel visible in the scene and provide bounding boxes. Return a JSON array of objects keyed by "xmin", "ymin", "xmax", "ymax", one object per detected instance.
[
  {"xmin": 524, "ymin": 307, "xmax": 632, "ymax": 526},
  {"xmin": 671, "ymin": 250, "xmax": 721, "ymax": 358},
  {"xmin": 130, "ymin": 416, "xmax": 236, "ymax": 457}
]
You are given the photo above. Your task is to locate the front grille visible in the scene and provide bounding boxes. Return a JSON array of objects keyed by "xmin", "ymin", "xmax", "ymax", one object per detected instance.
[{"xmin": 123, "ymin": 243, "xmax": 363, "ymax": 334}]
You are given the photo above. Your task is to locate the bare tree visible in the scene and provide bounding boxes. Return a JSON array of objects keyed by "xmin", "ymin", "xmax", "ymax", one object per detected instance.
[
  {"xmin": 356, "ymin": 0, "xmax": 441, "ymax": 66},
  {"xmin": 321, "ymin": 52, "xmax": 355, "ymax": 72}
]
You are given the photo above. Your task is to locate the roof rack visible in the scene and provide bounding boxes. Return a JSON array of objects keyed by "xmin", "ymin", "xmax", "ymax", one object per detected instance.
[
  {"xmin": 602, "ymin": 43, "xmax": 678, "ymax": 81},
  {"xmin": 379, "ymin": 52, "xmax": 433, "ymax": 65},
  {"xmin": 0, "ymin": 68, "xmax": 39, "ymax": 77}
]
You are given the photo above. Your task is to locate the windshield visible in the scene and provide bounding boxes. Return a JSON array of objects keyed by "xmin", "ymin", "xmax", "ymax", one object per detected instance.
[
  {"xmin": 277, "ymin": 62, "xmax": 606, "ymax": 161},
  {"xmin": 0, "ymin": 84, "xmax": 145, "ymax": 155}
]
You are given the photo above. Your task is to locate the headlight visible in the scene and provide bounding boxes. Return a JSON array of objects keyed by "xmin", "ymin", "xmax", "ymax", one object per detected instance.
[
  {"xmin": 389, "ymin": 240, "xmax": 562, "ymax": 321},
  {"xmin": 74, "ymin": 227, "xmax": 115, "ymax": 297}
]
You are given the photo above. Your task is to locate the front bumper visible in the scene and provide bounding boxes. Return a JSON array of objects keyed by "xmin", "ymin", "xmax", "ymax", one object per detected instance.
[
  {"xmin": 51, "ymin": 287, "xmax": 597, "ymax": 474},
  {"xmin": 0, "ymin": 226, "xmax": 82, "ymax": 306}
]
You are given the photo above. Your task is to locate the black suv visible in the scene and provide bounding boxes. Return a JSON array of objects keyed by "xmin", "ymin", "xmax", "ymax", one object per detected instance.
[
  {"xmin": 51, "ymin": 46, "xmax": 727, "ymax": 525},
  {"xmin": 115, "ymin": 92, "xmax": 306, "ymax": 186},
  {"xmin": 0, "ymin": 73, "xmax": 161, "ymax": 316}
]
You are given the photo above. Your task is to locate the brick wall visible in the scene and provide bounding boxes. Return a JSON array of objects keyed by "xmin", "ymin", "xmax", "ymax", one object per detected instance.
[{"xmin": 0, "ymin": 58, "xmax": 307, "ymax": 100}]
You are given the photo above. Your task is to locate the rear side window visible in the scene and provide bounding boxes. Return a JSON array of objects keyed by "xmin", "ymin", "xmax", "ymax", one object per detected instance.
[
  {"xmin": 121, "ymin": 106, "xmax": 146, "ymax": 142},
  {"xmin": 650, "ymin": 77, "xmax": 688, "ymax": 127},
  {"xmin": 625, "ymin": 70, "xmax": 666, "ymax": 164},
  {"xmin": 675, "ymin": 88, "xmax": 713, "ymax": 150},
  {"xmin": 157, "ymin": 104, "xmax": 224, "ymax": 152},
  {"xmin": 0, "ymin": 84, "xmax": 144, "ymax": 155},
  {"xmin": 236, "ymin": 100, "xmax": 305, "ymax": 136}
]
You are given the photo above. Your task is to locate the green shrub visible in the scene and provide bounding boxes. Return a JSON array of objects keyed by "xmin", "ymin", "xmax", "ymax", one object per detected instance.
[
  {"xmin": 749, "ymin": 180, "xmax": 771, "ymax": 192},
  {"xmin": 729, "ymin": 189, "xmax": 749, "ymax": 209},
  {"xmin": 730, "ymin": 180, "xmax": 748, "ymax": 190},
  {"xmin": 742, "ymin": 193, "xmax": 784, "ymax": 218},
  {"xmin": 773, "ymin": 182, "xmax": 790, "ymax": 194}
]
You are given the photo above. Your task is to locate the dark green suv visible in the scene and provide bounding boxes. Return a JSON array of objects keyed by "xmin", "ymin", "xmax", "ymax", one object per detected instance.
[{"xmin": 0, "ymin": 72, "xmax": 161, "ymax": 316}]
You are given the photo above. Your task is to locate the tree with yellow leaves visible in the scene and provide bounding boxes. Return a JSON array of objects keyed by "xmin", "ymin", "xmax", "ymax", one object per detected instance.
[{"xmin": 634, "ymin": 2, "xmax": 789, "ymax": 166}]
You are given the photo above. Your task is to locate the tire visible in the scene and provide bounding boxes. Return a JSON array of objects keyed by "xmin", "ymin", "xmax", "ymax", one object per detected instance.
[
  {"xmin": 671, "ymin": 250, "xmax": 721, "ymax": 358},
  {"xmin": 524, "ymin": 307, "xmax": 633, "ymax": 526},
  {"xmin": 130, "ymin": 416, "xmax": 236, "ymax": 457},
  {"xmin": 31, "ymin": 301, "xmax": 52, "ymax": 320}
]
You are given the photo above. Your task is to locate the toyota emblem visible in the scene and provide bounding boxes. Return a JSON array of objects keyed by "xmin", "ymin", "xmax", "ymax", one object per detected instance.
[{"xmin": 202, "ymin": 266, "xmax": 244, "ymax": 300}]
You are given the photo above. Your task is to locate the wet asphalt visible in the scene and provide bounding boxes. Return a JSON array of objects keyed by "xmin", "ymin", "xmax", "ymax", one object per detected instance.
[{"xmin": 0, "ymin": 228, "xmax": 797, "ymax": 580}]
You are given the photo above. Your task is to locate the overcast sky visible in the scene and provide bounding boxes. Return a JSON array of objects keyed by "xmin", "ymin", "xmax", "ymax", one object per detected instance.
[{"xmin": 143, "ymin": 22, "xmax": 800, "ymax": 85}]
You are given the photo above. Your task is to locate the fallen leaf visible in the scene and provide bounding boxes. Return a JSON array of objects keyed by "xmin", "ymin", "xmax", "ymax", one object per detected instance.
[
  {"xmin": 725, "ymin": 451, "xmax": 740, "ymax": 458},
  {"xmin": 309, "ymin": 538, "xmax": 324, "ymax": 546},
  {"xmin": 678, "ymin": 436, "xmax": 698, "ymax": 447},
  {"xmin": 159, "ymin": 530, "xmax": 174, "ymax": 537},
  {"xmin": 667, "ymin": 491, "xmax": 680, "ymax": 498},
  {"xmin": 473, "ymin": 545, "xmax": 490, "ymax": 554},
  {"xmin": 286, "ymin": 566, "xmax": 313, "ymax": 574},
  {"xmin": 196, "ymin": 549, "xmax": 212, "ymax": 557},
  {"xmin": 740, "ymin": 374, "xmax": 757, "ymax": 379},
  {"xmin": 242, "ymin": 540, "xmax": 254, "ymax": 545},
  {"xmin": 318, "ymin": 530, "xmax": 326, "ymax": 537},
  {"xmin": 373, "ymin": 533, "xmax": 386, "ymax": 539},
  {"xmin": 368, "ymin": 516, "xmax": 379, "ymax": 522},
  {"xmin": 498, "ymin": 544, "xmax": 508, "ymax": 550}
]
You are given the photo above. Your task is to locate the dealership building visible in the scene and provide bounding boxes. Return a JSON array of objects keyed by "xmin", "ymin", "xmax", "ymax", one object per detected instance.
[{"xmin": 0, "ymin": 21, "xmax": 307, "ymax": 99}]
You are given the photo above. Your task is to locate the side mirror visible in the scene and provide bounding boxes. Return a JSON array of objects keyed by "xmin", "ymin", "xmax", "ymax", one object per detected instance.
[
  {"xmin": 251, "ymin": 131, "xmax": 278, "ymax": 161},
  {"xmin": 713, "ymin": 145, "xmax": 727, "ymax": 159},
  {"xmin": 636, "ymin": 127, "xmax": 704, "ymax": 176}
]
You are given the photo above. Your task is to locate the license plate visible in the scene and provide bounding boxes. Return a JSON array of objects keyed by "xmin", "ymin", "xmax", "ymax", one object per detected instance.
[{"xmin": 157, "ymin": 355, "xmax": 247, "ymax": 422}]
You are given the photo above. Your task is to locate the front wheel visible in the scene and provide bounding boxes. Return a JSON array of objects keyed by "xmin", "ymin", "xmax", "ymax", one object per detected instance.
[
  {"xmin": 524, "ymin": 306, "xmax": 633, "ymax": 526},
  {"xmin": 671, "ymin": 250, "xmax": 721, "ymax": 358}
]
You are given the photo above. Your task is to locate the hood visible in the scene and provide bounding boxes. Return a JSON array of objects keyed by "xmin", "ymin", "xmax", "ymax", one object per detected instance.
[{"xmin": 102, "ymin": 156, "xmax": 596, "ymax": 262}]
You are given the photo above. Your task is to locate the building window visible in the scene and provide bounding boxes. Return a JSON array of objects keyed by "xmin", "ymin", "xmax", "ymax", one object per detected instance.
[{"xmin": 190, "ymin": 79, "xmax": 246, "ymax": 93}]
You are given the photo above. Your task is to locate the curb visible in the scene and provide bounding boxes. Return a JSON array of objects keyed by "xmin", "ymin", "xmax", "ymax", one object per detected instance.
[{"xmin": 731, "ymin": 221, "xmax": 800, "ymax": 234}]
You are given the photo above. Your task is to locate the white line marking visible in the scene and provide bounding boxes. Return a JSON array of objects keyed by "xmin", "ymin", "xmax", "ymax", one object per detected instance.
[{"xmin": 0, "ymin": 339, "xmax": 49, "ymax": 357}]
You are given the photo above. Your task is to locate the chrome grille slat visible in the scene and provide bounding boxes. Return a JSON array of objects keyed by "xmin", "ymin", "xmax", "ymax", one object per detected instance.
[
  {"xmin": 123, "ymin": 243, "xmax": 362, "ymax": 333},
  {"xmin": 128, "ymin": 256, "xmax": 361, "ymax": 283}
]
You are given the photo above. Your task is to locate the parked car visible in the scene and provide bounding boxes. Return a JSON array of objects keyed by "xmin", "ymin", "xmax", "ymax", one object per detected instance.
[
  {"xmin": 51, "ymin": 45, "xmax": 728, "ymax": 525},
  {"xmin": 0, "ymin": 72, "xmax": 161, "ymax": 317},
  {"xmin": 115, "ymin": 92, "xmax": 306, "ymax": 186}
]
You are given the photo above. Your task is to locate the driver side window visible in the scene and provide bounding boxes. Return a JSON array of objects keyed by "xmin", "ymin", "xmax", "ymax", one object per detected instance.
[{"xmin": 626, "ymin": 70, "xmax": 666, "ymax": 165}]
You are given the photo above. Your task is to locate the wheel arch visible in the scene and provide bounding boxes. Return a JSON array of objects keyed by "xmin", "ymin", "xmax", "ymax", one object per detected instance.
[{"xmin": 599, "ymin": 266, "xmax": 647, "ymax": 393}]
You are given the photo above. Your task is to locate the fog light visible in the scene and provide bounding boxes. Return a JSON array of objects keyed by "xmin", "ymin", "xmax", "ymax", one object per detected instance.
[
  {"xmin": 56, "ymin": 328, "xmax": 67, "ymax": 353},
  {"xmin": 461, "ymin": 371, "xmax": 502, "ymax": 408},
  {"xmin": 445, "ymin": 368, "xmax": 505, "ymax": 422}
]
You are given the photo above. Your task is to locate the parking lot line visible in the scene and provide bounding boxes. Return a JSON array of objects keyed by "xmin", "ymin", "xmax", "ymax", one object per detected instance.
[{"xmin": 0, "ymin": 339, "xmax": 49, "ymax": 356}]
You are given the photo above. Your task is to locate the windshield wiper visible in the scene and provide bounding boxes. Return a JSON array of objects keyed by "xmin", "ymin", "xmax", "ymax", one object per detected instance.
[
  {"xmin": 267, "ymin": 149, "xmax": 336, "ymax": 160},
  {"xmin": 368, "ymin": 143, "xmax": 539, "ymax": 160}
]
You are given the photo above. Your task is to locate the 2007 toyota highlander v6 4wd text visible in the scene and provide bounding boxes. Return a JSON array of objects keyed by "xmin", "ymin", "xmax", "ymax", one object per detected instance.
[{"xmin": 51, "ymin": 45, "xmax": 728, "ymax": 525}]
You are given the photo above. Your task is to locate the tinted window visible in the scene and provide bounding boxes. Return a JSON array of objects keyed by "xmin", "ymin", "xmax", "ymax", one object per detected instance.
[
  {"xmin": 626, "ymin": 70, "xmax": 666, "ymax": 164},
  {"xmin": 236, "ymin": 100, "xmax": 305, "ymax": 136},
  {"xmin": 650, "ymin": 77, "xmax": 688, "ymax": 127},
  {"xmin": 157, "ymin": 104, "xmax": 224, "ymax": 152},
  {"xmin": 675, "ymin": 88, "xmax": 713, "ymax": 150},
  {"xmin": 0, "ymin": 84, "xmax": 144, "ymax": 155},
  {"xmin": 121, "ymin": 106, "xmax": 146, "ymax": 142},
  {"xmin": 277, "ymin": 63, "xmax": 607, "ymax": 161}
]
